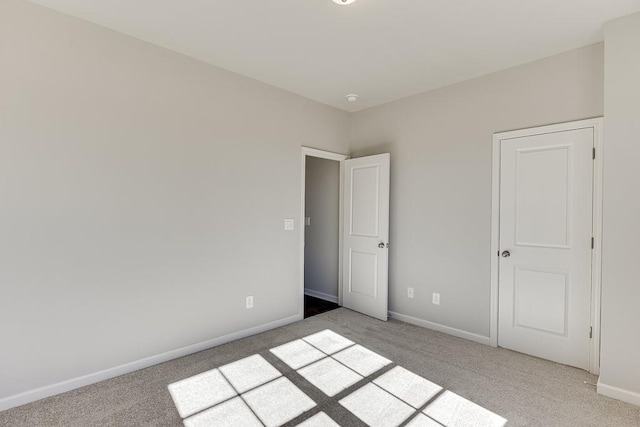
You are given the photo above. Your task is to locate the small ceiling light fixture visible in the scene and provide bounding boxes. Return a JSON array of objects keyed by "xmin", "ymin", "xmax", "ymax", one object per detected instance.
[
  {"xmin": 346, "ymin": 94, "xmax": 359, "ymax": 103},
  {"xmin": 333, "ymin": 0, "xmax": 357, "ymax": 5}
]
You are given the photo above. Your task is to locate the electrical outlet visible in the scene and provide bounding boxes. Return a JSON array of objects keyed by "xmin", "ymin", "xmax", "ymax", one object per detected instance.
[
  {"xmin": 407, "ymin": 287, "xmax": 414, "ymax": 299},
  {"xmin": 432, "ymin": 293, "xmax": 440, "ymax": 305},
  {"xmin": 284, "ymin": 218, "xmax": 295, "ymax": 230},
  {"xmin": 246, "ymin": 296, "xmax": 254, "ymax": 309}
]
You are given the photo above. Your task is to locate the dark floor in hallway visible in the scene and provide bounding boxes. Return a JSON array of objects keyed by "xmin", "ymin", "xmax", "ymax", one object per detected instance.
[{"xmin": 304, "ymin": 294, "xmax": 340, "ymax": 319}]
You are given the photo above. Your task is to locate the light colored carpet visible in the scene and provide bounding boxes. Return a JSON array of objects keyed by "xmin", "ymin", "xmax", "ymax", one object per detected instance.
[
  {"xmin": 169, "ymin": 328, "xmax": 491, "ymax": 426},
  {"xmin": 0, "ymin": 308, "xmax": 638, "ymax": 426}
]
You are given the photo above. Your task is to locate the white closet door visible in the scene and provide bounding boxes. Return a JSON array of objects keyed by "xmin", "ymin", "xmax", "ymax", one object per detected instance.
[{"xmin": 498, "ymin": 128, "xmax": 593, "ymax": 370}]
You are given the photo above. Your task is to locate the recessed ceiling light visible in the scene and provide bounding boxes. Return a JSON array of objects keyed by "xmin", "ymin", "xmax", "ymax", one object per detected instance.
[
  {"xmin": 346, "ymin": 94, "xmax": 359, "ymax": 102},
  {"xmin": 333, "ymin": 0, "xmax": 357, "ymax": 5}
]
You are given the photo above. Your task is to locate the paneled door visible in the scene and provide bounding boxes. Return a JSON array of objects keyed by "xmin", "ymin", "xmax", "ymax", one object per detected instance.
[
  {"xmin": 498, "ymin": 127, "xmax": 594, "ymax": 369},
  {"xmin": 342, "ymin": 154, "xmax": 390, "ymax": 321}
]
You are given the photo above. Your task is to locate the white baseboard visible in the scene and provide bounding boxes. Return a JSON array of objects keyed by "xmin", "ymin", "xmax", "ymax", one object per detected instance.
[
  {"xmin": 597, "ymin": 380, "xmax": 640, "ymax": 406},
  {"xmin": 0, "ymin": 313, "xmax": 301, "ymax": 412},
  {"xmin": 388, "ymin": 311, "xmax": 492, "ymax": 346},
  {"xmin": 304, "ymin": 289, "xmax": 339, "ymax": 304}
]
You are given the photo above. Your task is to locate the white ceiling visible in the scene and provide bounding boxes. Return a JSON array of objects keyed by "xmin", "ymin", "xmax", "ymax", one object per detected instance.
[{"xmin": 28, "ymin": 0, "xmax": 640, "ymax": 112}]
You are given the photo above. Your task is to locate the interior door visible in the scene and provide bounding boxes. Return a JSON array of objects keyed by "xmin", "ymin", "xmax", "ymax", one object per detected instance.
[
  {"xmin": 342, "ymin": 153, "xmax": 390, "ymax": 321},
  {"xmin": 498, "ymin": 127, "xmax": 593, "ymax": 370}
]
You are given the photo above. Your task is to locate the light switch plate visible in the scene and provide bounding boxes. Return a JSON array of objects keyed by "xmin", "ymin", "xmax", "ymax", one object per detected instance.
[
  {"xmin": 432, "ymin": 293, "xmax": 440, "ymax": 305},
  {"xmin": 284, "ymin": 218, "xmax": 295, "ymax": 231},
  {"xmin": 305, "ymin": 217, "xmax": 311, "ymax": 226}
]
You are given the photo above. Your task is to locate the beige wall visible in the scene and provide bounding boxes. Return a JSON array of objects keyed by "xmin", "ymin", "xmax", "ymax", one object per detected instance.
[
  {"xmin": 6, "ymin": 0, "xmax": 637, "ymax": 411},
  {"xmin": 598, "ymin": 12, "xmax": 640, "ymax": 406},
  {"xmin": 0, "ymin": 0, "xmax": 349, "ymax": 405},
  {"xmin": 304, "ymin": 157, "xmax": 340, "ymax": 301},
  {"xmin": 350, "ymin": 44, "xmax": 604, "ymax": 338}
]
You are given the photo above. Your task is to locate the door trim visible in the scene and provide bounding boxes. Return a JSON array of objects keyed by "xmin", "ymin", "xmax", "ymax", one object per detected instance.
[
  {"xmin": 490, "ymin": 118, "xmax": 603, "ymax": 374},
  {"xmin": 300, "ymin": 147, "xmax": 349, "ymax": 318}
]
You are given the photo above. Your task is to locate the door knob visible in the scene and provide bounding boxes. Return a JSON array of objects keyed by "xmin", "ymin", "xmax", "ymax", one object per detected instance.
[
  {"xmin": 378, "ymin": 242, "xmax": 385, "ymax": 248},
  {"xmin": 501, "ymin": 250, "xmax": 511, "ymax": 258}
]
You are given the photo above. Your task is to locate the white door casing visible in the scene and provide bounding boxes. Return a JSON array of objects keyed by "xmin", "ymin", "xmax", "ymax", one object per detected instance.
[
  {"xmin": 300, "ymin": 147, "xmax": 348, "ymax": 317},
  {"xmin": 497, "ymin": 126, "xmax": 595, "ymax": 370},
  {"xmin": 342, "ymin": 154, "xmax": 390, "ymax": 321}
]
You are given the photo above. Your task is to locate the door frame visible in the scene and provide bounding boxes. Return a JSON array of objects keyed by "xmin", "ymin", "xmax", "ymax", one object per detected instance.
[
  {"xmin": 490, "ymin": 117, "xmax": 603, "ymax": 374},
  {"xmin": 300, "ymin": 147, "xmax": 349, "ymax": 318}
]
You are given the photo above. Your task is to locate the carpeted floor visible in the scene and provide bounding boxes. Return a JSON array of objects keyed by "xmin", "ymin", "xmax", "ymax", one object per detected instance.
[
  {"xmin": 167, "ymin": 329, "xmax": 504, "ymax": 426},
  {"xmin": 1, "ymin": 308, "xmax": 638, "ymax": 426}
]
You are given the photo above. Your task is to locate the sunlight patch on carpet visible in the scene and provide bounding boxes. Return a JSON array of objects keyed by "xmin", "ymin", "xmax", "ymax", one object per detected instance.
[
  {"xmin": 167, "ymin": 368, "xmax": 236, "ymax": 418},
  {"xmin": 218, "ymin": 354, "xmax": 281, "ymax": 393},
  {"xmin": 297, "ymin": 411, "xmax": 341, "ymax": 426},
  {"xmin": 302, "ymin": 329, "xmax": 354, "ymax": 354},
  {"xmin": 269, "ymin": 339, "xmax": 326, "ymax": 370},
  {"xmin": 167, "ymin": 329, "xmax": 507, "ymax": 427},
  {"xmin": 298, "ymin": 357, "xmax": 363, "ymax": 397},
  {"xmin": 405, "ymin": 413, "xmax": 445, "ymax": 426},
  {"xmin": 339, "ymin": 383, "xmax": 415, "ymax": 427},
  {"xmin": 183, "ymin": 396, "xmax": 262, "ymax": 427},
  {"xmin": 423, "ymin": 390, "xmax": 507, "ymax": 427},
  {"xmin": 243, "ymin": 377, "xmax": 316, "ymax": 427},
  {"xmin": 373, "ymin": 366, "xmax": 443, "ymax": 409},
  {"xmin": 332, "ymin": 344, "xmax": 392, "ymax": 376}
]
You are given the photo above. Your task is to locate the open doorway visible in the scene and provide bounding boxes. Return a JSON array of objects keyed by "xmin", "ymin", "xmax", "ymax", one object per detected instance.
[
  {"xmin": 300, "ymin": 148, "xmax": 390, "ymax": 321},
  {"xmin": 301, "ymin": 148, "xmax": 347, "ymax": 318}
]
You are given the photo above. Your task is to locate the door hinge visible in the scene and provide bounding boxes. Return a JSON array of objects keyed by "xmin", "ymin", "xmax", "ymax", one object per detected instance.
[
  {"xmin": 589, "ymin": 326, "xmax": 593, "ymax": 339},
  {"xmin": 591, "ymin": 237, "xmax": 594, "ymax": 249},
  {"xmin": 593, "ymin": 148, "xmax": 596, "ymax": 159}
]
